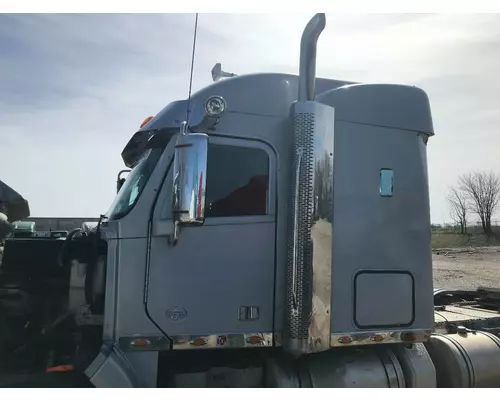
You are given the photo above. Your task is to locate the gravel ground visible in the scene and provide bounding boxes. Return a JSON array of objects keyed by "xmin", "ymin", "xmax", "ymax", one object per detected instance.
[{"xmin": 433, "ymin": 246, "xmax": 500, "ymax": 290}]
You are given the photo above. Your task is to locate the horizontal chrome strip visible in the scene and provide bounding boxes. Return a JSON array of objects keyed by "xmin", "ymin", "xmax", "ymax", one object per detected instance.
[
  {"xmin": 331, "ymin": 329, "xmax": 432, "ymax": 347},
  {"xmin": 119, "ymin": 332, "xmax": 277, "ymax": 352},
  {"xmin": 172, "ymin": 332, "xmax": 275, "ymax": 350},
  {"xmin": 119, "ymin": 330, "xmax": 431, "ymax": 352}
]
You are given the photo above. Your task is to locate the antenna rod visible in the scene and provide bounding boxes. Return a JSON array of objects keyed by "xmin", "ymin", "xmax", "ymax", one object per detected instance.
[{"xmin": 186, "ymin": 13, "xmax": 199, "ymax": 123}]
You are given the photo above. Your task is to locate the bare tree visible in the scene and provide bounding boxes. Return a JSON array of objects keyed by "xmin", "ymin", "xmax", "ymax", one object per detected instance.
[
  {"xmin": 459, "ymin": 171, "xmax": 500, "ymax": 237},
  {"xmin": 447, "ymin": 186, "xmax": 468, "ymax": 235}
]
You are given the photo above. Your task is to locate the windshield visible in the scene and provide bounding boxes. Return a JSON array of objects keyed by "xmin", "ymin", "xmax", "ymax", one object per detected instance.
[{"xmin": 107, "ymin": 147, "xmax": 164, "ymax": 221}]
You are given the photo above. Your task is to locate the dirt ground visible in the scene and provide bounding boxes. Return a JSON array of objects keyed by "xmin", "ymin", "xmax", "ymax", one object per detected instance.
[{"xmin": 433, "ymin": 246, "xmax": 500, "ymax": 290}]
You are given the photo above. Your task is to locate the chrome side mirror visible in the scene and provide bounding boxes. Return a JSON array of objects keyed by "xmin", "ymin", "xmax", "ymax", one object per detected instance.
[{"xmin": 170, "ymin": 131, "xmax": 208, "ymax": 245}]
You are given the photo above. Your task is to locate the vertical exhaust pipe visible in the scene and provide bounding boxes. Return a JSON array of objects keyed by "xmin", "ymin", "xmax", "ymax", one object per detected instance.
[
  {"xmin": 284, "ymin": 13, "xmax": 334, "ymax": 357},
  {"xmin": 298, "ymin": 13, "xmax": 326, "ymax": 102}
]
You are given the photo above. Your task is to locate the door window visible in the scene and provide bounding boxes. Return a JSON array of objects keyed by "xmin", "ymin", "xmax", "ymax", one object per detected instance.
[{"xmin": 206, "ymin": 144, "xmax": 269, "ymax": 218}]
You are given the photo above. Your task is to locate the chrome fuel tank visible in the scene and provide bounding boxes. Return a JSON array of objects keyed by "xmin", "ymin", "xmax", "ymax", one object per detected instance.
[
  {"xmin": 425, "ymin": 331, "xmax": 500, "ymax": 388},
  {"xmin": 267, "ymin": 344, "xmax": 436, "ymax": 388}
]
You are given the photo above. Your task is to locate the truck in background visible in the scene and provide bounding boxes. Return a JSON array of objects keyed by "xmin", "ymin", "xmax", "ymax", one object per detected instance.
[{"xmin": 12, "ymin": 221, "xmax": 36, "ymax": 238}]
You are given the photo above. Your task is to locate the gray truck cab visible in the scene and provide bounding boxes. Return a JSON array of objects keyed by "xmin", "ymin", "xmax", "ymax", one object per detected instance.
[
  {"xmin": 84, "ymin": 14, "xmax": 436, "ymax": 388},
  {"xmin": 5, "ymin": 14, "xmax": 500, "ymax": 389}
]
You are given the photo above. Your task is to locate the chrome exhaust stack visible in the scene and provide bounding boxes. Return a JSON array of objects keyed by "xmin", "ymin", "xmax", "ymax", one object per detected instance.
[
  {"xmin": 283, "ymin": 13, "xmax": 336, "ymax": 357},
  {"xmin": 298, "ymin": 13, "xmax": 326, "ymax": 101}
]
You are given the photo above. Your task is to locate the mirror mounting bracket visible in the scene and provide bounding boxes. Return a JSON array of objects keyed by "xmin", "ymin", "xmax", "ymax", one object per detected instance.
[{"xmin": 168, "ymin": 221, "xmax": 180, "ymax": 246}]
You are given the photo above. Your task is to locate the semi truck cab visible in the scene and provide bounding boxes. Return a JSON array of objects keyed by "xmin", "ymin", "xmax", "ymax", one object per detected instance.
[
  {"xmin": 4, "ymin": 13, "xmax": 500, "ymax": 389},
  {"xmin": 83, "ymin": 13, "xmax": 436, "ymax": 387}
]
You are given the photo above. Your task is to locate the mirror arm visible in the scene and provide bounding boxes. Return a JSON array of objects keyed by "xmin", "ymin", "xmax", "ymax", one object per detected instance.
[{"xmin": 168, "ymin": 221, "xmax": 180, "ymax": 246}]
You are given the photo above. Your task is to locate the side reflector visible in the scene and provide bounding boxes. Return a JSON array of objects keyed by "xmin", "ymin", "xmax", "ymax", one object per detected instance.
[
  {"xmin": 338, "ymin": 336, "xmax": 353, "ymax": 344},
  {"xmin": 401, "ymin": 332, "xmax": 417, "ymax": 342},
  {"xmin": 140, "ymin": 116, "xmax": 153, "ymax": 128},
  {"xmin": 370, "ymin": 334, "xmax": 384, "ymax": 342},
  {"xmin": 190, "ymin": 337, "xmax": 208, "ymax": 347},
  {"xmin": 246, "ymin": 335, "xmax": 264, "ymax": 345},
  {"xmin": 130, "ymin": 338, "xmax": 151, "ymax": 348}
]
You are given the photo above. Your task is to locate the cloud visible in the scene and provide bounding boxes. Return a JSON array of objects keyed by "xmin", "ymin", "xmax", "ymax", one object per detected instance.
[
  {"xmin": 1, "ymin": 13, "xmax": 500, "ymax": 224},
  {"xmin": 0, "ymin": 14, "xmax": 202, "ymax": 216}
]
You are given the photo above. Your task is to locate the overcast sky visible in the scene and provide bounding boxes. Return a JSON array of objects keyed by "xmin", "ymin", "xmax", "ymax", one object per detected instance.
[{"xmin": 1, "ymin": 13, "xmax": 500, "ymax": 223}]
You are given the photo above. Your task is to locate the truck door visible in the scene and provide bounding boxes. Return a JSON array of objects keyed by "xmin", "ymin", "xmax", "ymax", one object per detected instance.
[{"xmin": 146, "ymin": 136, "xmax": 277, "ymax": 350}]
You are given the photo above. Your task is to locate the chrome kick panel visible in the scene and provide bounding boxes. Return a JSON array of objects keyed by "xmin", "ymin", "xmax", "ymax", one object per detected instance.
[
  {"xmin": 172, "ymin": 332, "xmax": 275, "ymax": 350},
  {"xmin": 119, "ymin": 332, "xmax": 276, "ymax": 352},
  {"xmin": 331, "ymin": 329, "xmax": 432, "ymax": 347}
]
